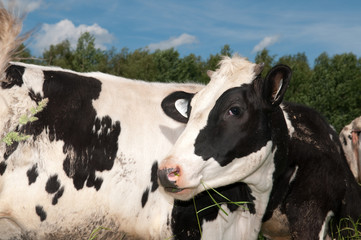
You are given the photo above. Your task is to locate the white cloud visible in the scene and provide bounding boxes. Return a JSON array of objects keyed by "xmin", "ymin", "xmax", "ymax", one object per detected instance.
[
  {"xmin": 147, "ymin": 33, "xmax": 198, "ymax": 51},
  {"xmin": 3, "ymin": 0, "xmax": 42, "ymax": 13},
  {"xmin": 32, "ymin": 19, "xmax": 114, "ymax": 55},
  {"xmin": 23, "ymin": 0, "xmax": 43, "ymax": 12},
  {"xmin": 252, "ymin": 35, "xmax": 280, "ymax": 53}
]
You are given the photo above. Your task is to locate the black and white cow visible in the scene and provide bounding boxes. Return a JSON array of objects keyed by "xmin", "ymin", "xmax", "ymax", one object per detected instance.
[
  {"xmin": 158, "ymin": 55, "xmax": 361, "ymax": 239},
  {"xmin": 340, "ymin": 116, "xmax": 361, "ymax": 183}
]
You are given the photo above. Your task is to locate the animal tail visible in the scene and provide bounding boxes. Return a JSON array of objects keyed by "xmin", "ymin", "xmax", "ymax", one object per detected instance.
[{"xmin": 0, "ymin": 2, "xmax": 28, "ymax": 82}]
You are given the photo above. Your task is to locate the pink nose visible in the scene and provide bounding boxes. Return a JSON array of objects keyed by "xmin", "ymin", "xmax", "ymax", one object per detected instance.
[{"xmin": 157, "ymin": 165, "xmax": 184, "ymax": 193}]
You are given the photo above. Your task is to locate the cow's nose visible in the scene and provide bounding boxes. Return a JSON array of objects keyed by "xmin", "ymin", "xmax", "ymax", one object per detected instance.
[{"xmin": 157, "ymin": 166, "xmax": 183, "ymax": 193}]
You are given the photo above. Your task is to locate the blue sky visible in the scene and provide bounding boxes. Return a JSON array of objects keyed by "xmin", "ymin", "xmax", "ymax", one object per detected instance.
[{"xmin": 10, "ymin": 0, "xmax": 361, "ymax": 65}]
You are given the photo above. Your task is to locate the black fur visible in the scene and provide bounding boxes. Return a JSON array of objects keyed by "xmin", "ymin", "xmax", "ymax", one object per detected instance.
[
  {"xmin": 265, "ymin": 103, "xmax": 361, "ymax": 239},
  {"xmin": 161, "ymin": 91, "xmax": 194, "ymax": 123},
  {"xmin": 45, "ymin": 175, "xmax": 61, "ymax": 194},
  {"xmin": 52, "ymin": 186, "xmax": 64, "ymax": 205},
  {"xmin": 35, "ymin": 205, "xmax": 47, "ymax": 222},
  {"xmin": 150, "ymin": 161, "xmax": 159, "ymax": 192},
  {"xmin": 0, "ymin": 161, "xmax": 6, "ymax": 175},
  {"xmin": 27, "ymin": 164, "xmax": 38, "ymax": 185},
  {"xmin": 141, "ymin": 188, "xmax": 150, "ymax": 208},
  {"xmin": 2, "ymin": 65, "xmax": 25, "ymax": 89}
]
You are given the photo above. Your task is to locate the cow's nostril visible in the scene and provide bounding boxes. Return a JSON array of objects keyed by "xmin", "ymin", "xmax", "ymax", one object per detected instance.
[{"xmin": 167, "ymin": 166, "xmax": 180, "ymax": 181}]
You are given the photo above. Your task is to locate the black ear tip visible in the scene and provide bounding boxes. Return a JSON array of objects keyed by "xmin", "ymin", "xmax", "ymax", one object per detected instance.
[
  {"xmin": 269, "ymin": 64, "xmax": 292, "ymax": 83},
  {"xmin": 279, "ymin": 64, "xmax": 292, "ymax": 76}
]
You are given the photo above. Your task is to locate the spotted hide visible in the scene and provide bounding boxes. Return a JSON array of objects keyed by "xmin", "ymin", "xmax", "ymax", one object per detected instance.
[
  {"xmin": 0, "ymin": 59, "xmax": 205, "ymax": 239},
  {"xmin": 340, "ymin": 116, "xmax": 361, "ymax": 183},
  {"xmin": 158, "ymin": 55, "xmax": 361, "ymax": 239}
]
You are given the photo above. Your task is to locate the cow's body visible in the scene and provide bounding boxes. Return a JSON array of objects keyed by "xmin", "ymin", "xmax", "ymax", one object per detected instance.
[
  {"xmin": 340, "ymin": 116, "xmax": 361, "ymax": 183},
  {"xmin": 0, "ymin": 61, "xmax": 207, "ymax": 239},
  {"xmin": 261, "ymin": 104, "xmax": 361, "ymax": 240},
  {"xmin": 158, "ymin": 55, "xmax": 361, "ymax": 239}
]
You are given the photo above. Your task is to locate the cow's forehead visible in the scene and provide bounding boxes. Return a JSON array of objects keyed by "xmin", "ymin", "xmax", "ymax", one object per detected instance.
[{"xmin": 190, "ymin": 56, "xmax": 256, "ymax": 121}]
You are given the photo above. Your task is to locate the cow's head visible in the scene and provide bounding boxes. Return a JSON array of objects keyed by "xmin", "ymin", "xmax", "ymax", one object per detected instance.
[{"xmin": 159, "ymin": 55, "xmax": 291, "ymax": 200}]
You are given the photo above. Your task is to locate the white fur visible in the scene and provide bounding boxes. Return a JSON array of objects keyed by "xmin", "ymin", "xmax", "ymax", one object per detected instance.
[
  {"xmin": 340, "ymin": 117, "xmax": 361, "ymax": 181},
  {"xmin": 281, "ymin": 104, "xmax": 295, "ymax": 137},
  {"xmin": 318, "ymin": 211, "xmax": 334, "ymax": 240},
  {"xmin": 289, "ymin": 165, "xmax": 299, "ymax": 184}
]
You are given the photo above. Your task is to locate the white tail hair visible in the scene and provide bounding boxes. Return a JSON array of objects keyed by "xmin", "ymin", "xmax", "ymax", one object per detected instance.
[{"xmin": 0, "ymin": 2, "xmax": 28, "ymax": 82}]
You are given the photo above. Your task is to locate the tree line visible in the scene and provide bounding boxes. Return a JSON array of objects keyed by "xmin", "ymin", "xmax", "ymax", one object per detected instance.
[{"xmin": 17, "ymin": 32, "xmax": 361, "ymax": 132}]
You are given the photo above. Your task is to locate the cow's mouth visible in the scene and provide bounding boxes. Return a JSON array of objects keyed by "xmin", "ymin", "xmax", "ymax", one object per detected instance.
[{"xmin": 164, "ymin": 187, "xmax": 185, "ymax": 193}]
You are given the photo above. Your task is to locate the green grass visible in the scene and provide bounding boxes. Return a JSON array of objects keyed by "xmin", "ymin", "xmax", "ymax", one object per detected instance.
[
  {"xmin": 87, "ymin": 226, "xmax": 126, "ymax": 240},
  {"xmin": 330, "ymin": 216, "xmax": 361, "ymax": 240},
  {"xmin": 87, "ymin": 227, "xmax": 111, "ymax": 240},
  {"xmin": 2, "ymin": 98, "xmax": 48, "ymax": 146}
]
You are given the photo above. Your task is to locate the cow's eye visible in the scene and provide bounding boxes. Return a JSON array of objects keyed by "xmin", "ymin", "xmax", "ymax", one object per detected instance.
[{"xmin": 228, "ymin": 106, "xmax": 241, "ymax": 116}]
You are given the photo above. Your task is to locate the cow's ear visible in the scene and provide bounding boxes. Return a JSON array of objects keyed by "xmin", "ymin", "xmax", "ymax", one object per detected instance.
[
  {"xmin": 161, "ymin": 91, "xmax": 194, "ymax": 123},
  {"xmin": 262, "ymin": 64, "xmax": 291, "ymax": 107}
]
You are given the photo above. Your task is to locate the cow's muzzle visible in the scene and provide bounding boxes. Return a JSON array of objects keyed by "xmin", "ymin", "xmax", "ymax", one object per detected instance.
[{"xmin": 157, "ymin": 167, "xmax": 184, "ymax": 193}]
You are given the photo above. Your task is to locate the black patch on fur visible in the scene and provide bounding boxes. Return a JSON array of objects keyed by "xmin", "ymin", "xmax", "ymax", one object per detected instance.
[
  {"xmin": 86, "ymin": 173, "xmax": 103, "ymax": 191},
  {"xmin": 194, "ymin": 86, "xmax": 271, "ymax": 166},
  {"xmin": 141, "ymin": 188, "xmax": 150, "ymax": 208},
  {"xmin": 150, "ymin": 161, "xmax": 159, "ymax": 192},
  {"xmin": 28, "ymin": 90, "xmax": 43, "ymax": 102},
  {"xmin": 171, "ymin": 182, "xmax": 255, "ymax": 239},
  {"xmin": 27, "ymin": 164, "xmax": 38, "ymax": 185},
  {"xmin": 0, "ymin": 161, "xmax": 7, "ymax": 175},
  {"xmin": 2, "ymin": 64, "xmax": 25, "ymax": 89},
  {"xmin": 52, "ymin": 186, "xmax": 64, "ymax": 205},
  {"xmin": 4, "ymin": 141, "xmax": 19, "ymax": 160},
  {"xmin": 18, "ymin": 70, "xmax": 121, "ymax": 191},
  {"xmin": 35, "ymin": 205, "xmax": 47, "ymax": 222},
  {"xmin": 45, "ymin": 175, "xmax": 61, "ymax": 194},
  {"xmin": 342, "ymin": 136, "xmax": 347, "ymax": 146},
  {"xmin": 61, "ymin": 115, "xmax": 120, "ymax": 190},
  {"xmin": 161, "ymin": 91, "xmax": 194, "ymax": 123}
]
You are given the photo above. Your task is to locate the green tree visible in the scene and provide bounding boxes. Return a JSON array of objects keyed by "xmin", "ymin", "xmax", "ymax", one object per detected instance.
[
  {"xmin": 105, "ymin": 47, "xmax": 128, "ymax": 76},
  {"xmin": 220, "ymin": 44, "xmax": 233, "ymax": 57},
  {"xmin": 177, "ymin": 53, "xmax": 204, "ymax": 83},
  {"xmin": 254, "ymin": 49, "xmax": 276, "ymax": 78},
  {"xmin": 309, "ymin": 52, "xmax": 361, "ymax": 131},
  {"xmin": 72, "ymin": 32, "xmax": 105, "ymax": 72},
  {"xmin": 121, "ymin": 48, "xmax": 156, "ymax": 81},
  {"xmin": 42, "ymin": 40, "xmax": 74, "ymax": 68},
  {"xmin": 153, "ymin": 48, "xmax": 181, "ymax": 82}
]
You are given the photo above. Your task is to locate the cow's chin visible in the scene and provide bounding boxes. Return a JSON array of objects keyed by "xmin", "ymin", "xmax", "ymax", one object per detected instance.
[{"xmin": 164, "ymin": 187, "xmax": 198, "ymax": 201}]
